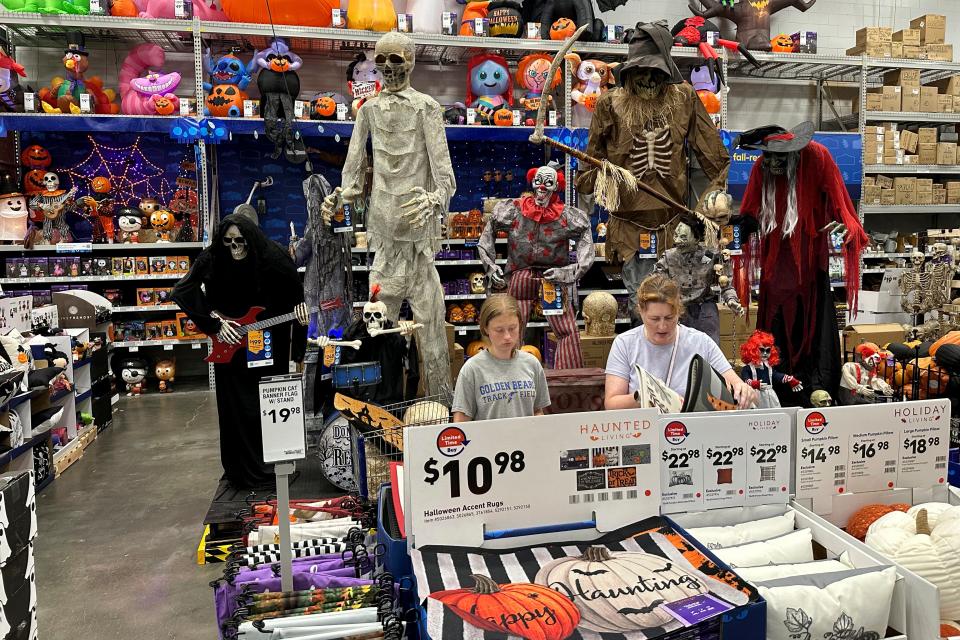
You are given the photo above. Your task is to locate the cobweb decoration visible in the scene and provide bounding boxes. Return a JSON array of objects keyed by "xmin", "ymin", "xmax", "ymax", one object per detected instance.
[{"xmin": 63, "ymin": 135, "xmax": 177, "ymax": 207}]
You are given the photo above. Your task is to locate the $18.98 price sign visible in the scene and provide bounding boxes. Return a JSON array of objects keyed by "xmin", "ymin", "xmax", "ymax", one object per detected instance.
[
  {"xmin": 659, "ymin": 412, "xmax": 791, "ymax": 514},
  {"xmin": 258, "ymin": 374, "xmax": 305, "ymax": 463},
  {"xmin": 403, "ymin": 409, "xmax": 661, "ymax": 548}
]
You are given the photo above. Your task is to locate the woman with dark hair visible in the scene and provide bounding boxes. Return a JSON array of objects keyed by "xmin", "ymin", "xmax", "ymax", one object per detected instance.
[{"xmin": 173, "ymin": 213, "xmax": 308, "ymax": 488}]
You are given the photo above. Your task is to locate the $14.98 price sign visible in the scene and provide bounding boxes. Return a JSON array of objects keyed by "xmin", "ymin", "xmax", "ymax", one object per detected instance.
[
  {"xmin": 659, "ymin": 412, "xmax": 791, "ymax": 514},
  {"xmin": 258, "ymin": 374, "xmax": 305, "ymax": 463},
  {"xmin": 403, "ymin": 409, "xmax": 661, "ymax": 548}
]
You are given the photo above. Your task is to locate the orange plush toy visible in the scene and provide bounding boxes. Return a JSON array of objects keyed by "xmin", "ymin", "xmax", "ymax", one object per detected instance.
[{"xmin": 459, "ymin": 1, "xmax": 490, "ymax": 35}]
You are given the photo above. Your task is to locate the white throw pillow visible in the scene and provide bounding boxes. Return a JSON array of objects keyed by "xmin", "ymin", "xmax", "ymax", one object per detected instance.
[
  {"xmin": 685, "ymin": 512, "xmax": 796, "ymax": 549},
  {"xmin": 736, "ymin": 559, "xmax": 853, "ymax": 582},
  {"xmin": 758, "ymin": 567, "xmax": 896, "ymax": 640},
  {"xmin": 712, "ymin": 528, "xmax": 813, "ymax": 568}
]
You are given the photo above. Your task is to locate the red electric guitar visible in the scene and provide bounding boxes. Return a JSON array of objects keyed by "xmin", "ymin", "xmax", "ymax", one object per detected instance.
[{"xmin": 205, "ymin": 305, "xmax": 318, "ymax": 364}]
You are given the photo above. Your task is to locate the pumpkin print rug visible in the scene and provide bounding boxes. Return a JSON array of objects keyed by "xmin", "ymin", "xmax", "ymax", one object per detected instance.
[{"xmin": 412, "ymin": 516, "xmax": 758, "ymax": 640}]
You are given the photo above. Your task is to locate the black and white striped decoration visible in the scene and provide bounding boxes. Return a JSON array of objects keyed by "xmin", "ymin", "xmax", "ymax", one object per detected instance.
[
  {"xmin": 240, "ymin": 543, "xmax": 348, "ymax": 568},
  {"xmin": 246, "ymin": 537, "xmax": 343, "ymax": 554}
]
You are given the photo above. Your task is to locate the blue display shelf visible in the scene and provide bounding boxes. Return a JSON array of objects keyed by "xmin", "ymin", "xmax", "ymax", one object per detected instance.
[{"xmin": 0, "ymin": 430, "xmax": 49, "ymax": 469}]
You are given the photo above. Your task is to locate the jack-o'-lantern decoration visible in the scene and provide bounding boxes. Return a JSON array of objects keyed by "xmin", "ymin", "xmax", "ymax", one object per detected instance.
[
  {"xmin": 23, "ymin": 170, "xmax": 49, "ymax": 195},
  {"xmin": 150, "ymin": 210, "xmax": 176, "ymax": 232},
  {"xmin": 466, "ymin": 341, "xmax": 487, "ymax": 357},
  {"xmin": 450, "ymin": 212, "xmax": 470, "ymax": 239},
  {"xmin": 21, "ymin": 145, "xmax": 51, "ymax": 170},
  {"xmin": 205, "ymin": 84, "xmax": 247, "ymax": 118},
  {"xmin": 222, "ymin": 0, "xmax": 335, "ymax": 27},
  {"xmin": 550, "ymin": 18, "xmax": 577, "ymax": 40},
  {"xmin": 770, "ymin": 34, "xmax": 794, "ymax": 53},
  {"xmin": 697, "ymin": 89, "xmax": 721, "ymax": 115},
  {"xmin": 91, "ymin": 176, "xmax": 111, "ymax": 193},
  {"xmin": 152, "ymin": 95, "xmax": 176, "ymax": 115},
  {"xmin": 520, "ymin": 345, "xmax": 542, "ymax": 362},
  {"xmin": 492, "ymin": 108, "xmax": 514, "ymax": 127},
  {"xmin": 466, "ymin": 209, "xmax": 484, "ymax": 238},
  {"xmin": 314, "ymin": 95, "xmax": 337, "ymax": 118}
]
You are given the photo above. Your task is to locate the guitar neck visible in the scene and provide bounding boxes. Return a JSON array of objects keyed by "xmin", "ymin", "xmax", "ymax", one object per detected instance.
[{"xmin": 244, "ymin": 306, "xmax": 319, "ymax": 333}]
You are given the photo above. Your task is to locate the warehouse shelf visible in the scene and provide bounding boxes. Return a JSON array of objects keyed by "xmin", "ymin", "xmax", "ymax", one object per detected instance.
[
  {"xmin": 0, "ymin": 274, "xmax": 182, "ymax": 284},
  {"xmin": 864, "ymin": 164, "xmax": 960, "ymax": 174},
  {"xmin": 0, "ymin": 241, "xmax": 204, "ymax": 253},
  {"xmin": 863, "ymin": 111, "xmax": 960, "ymax": 123},
  {"xmin": 861, "ymin": 204, "xmax": 960, "ymax": 214}
]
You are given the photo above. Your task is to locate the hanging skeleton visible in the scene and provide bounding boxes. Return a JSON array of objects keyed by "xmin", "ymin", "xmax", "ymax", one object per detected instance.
[{"xmin": 629, "ymin": 125, "xmax": 672, "ymax": 181}]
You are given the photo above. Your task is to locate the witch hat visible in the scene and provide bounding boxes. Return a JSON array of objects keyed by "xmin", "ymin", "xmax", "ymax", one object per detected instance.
[
  {"xmin": 734, "ymin": 121, "xmax": 815, "ymax": 153},
  {"xmin": 616, "ymin": 20, "xmax": 683, "ymax": 86}
]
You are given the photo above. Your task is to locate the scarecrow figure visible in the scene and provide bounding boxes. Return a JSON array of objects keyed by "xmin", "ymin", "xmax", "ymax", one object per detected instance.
[
  {"xmin": 322, "ymin": 31, "xmax": 455, "ymax": 397},
  {"xmin": 575, "ymin": 21, "xmax": 731, "ymax": 308},
  {"xmin": 734, "ymin": 122, "xmax": 868, "ymax": 406},
  {"xmin": 479, "ymin": 163, "xmax": 594, "ymax": 369}
]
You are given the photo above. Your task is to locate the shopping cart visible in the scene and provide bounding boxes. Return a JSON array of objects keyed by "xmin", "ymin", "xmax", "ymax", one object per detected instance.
[{"xmin": 335, "ymin": 392, "xmax": 452, "ymax": 499}]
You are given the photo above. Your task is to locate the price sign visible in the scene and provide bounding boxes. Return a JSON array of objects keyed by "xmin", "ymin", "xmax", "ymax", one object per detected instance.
[
  {"xmin": 259, "ymin": 373, "xmax": 306, "ymax": 463},
  {"xmin": 23, "ymin": 93, "xmax": 35, "ymax": 112},
  {"xmin": 243, "ymin": 100, "xmax": 256, "ymax": 118},
  {"xmin": 294, "ymin": 100, "xmax": 306, "ymax": 118},
  {"xmin": 548, "ymin": 111, "xmax": 558, "ymax": 127},
  {"xmin": 795, "ymin": 401, "xmax": 950, "ymax": 513},
  {"xmin": 466, "ymin": 108, "xmax": 476, "ymax": 125},
  {"xmin": 79, "ymin": 94, "xmax": 92, "ymax": 113},
  {"xmin": 659, "ymin": 412, "xmax": 790, "ymax": 513},
  {"xmin": 404, "ymin": 409, "xmax": 660, "ymax": 548},
  {"xmin": 174, "ymin": 0, "xmax": 187, "ymax": 18},
  {"xmin": 335, "ymin": 104, "xmax": 348, "ymax": 121},
  {"xmin": 512, "ymin": 110, "xmax": 521, "ymax": 126}
]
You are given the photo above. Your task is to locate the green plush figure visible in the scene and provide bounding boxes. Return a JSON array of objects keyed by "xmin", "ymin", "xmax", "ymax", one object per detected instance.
[{"xmin": 0, "ymin": 0, "xmax": 89, "ymax": 13}]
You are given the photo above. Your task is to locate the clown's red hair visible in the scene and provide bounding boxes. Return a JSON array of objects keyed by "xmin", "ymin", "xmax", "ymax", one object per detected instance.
[{"xmin": 740, "ymin": 330, "xmax": 781, "ymax": 366}]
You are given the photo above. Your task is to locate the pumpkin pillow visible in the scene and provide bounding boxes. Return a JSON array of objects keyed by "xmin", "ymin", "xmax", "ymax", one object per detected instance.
[
  {"xmin": 712, "ymin": 528, "xmax": 814, "ymax": 568},
  {"xmin": 756, "ymin": 567, "xmax": 897, "ymax": 640},
  {"xmin": 735, "ymin": 559, "xmax": 853, "ymax": 583},
  {"xmin": 684, "ymin": 512, "xmax": 796, "ymax": 549}
]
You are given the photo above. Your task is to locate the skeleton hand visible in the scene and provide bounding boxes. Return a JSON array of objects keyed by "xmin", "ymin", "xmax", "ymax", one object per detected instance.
[
  {"xmin": 783, "ymin": 375, "xmax": 803, "ymax": 392},
  {"xmin": 857, "ymin": 385, "xmax": 876, "ymax": 400},
  {"xmin": 726, "ymin": 299, "xmax": 744, "ymax": 317},
  {"xmin": 698, "ymin": 191, "xmax": 732, "ymax": 225},
  {"xmin": 401, "ymin": 187, "xmax": 442, "ymax": 228},
  {"xmin": 821, "ymin": 221, "xmax": 848, "ymax": 244},
  {"xmin": 294, "ymin": 302, "xmax": 309, "ymax": 326},
  {"xmin": 320, "ymin": 187, "xmax": 342, "ymax": 226},
  {"xmin": 307, "ymin": 335, "xmax": 331, "ymax": 349},
  {"xmin": 398, "ymin": 320, "xmax": 417, "ymax": 336},
  {"xmin": 213, "ymin": 313, "xmax": 243, "ymax": 345},
  {"xmin": 488, "ymin": 266, "xmax": 506, "ymax": 289},
  {"xmin": 543, "ymin": 267, "xmax": 576, "ymax": 284},
  {"xmin": 529, "ymin": 129, "xmax": 545, "ymax": 146}
]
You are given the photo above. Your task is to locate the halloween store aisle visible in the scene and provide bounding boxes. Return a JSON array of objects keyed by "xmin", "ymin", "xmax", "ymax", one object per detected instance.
[{"xmin": 33, "ymin": 391, "xmax": 222, "ymax": 640}]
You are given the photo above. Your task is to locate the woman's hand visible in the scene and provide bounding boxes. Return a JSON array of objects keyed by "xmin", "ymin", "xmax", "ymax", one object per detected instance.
[{"xmin": 731, "ymin": 378, "xmax": 759, "ymax": 408}]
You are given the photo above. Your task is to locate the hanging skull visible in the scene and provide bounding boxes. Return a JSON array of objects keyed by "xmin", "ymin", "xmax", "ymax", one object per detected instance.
[
  {"xmin": 529, "ymin": 165, "xmax": 560, "ymax": 207},
  {"xmin": 374, "ymin": 32, "xmax": 415, "ymax": 93},
  {"xmin": 42, "ymin": 172, "xmax": 59, "ymax": 193},
  {"xmin": 223, "ymin": 224, "xmax": 248, "ymax": 261},
  {"xmin": 468, "ymin": 272, "xmax": 486, "ymax": 294}
]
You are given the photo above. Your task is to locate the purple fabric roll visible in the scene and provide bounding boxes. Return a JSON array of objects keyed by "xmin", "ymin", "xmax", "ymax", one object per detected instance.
[{"xmin": 231, "ymin": 556, "xmax": 347, "ymax": 583}]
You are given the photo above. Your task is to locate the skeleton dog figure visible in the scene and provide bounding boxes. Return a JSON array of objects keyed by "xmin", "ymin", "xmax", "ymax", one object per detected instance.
[{"xmin": 323, "ymin": 31, "xmax": 456, "ymax": 396}]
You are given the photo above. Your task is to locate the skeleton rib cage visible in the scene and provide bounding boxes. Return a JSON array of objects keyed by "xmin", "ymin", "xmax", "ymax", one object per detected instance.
[{"xmin": 629, "ymin": 126, "xmax": 672, "ymax": 181}]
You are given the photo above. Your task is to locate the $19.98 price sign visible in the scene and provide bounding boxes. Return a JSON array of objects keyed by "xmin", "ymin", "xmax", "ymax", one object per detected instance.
[
  {"xmin": 403, "ymin": 409, "xmax": 661, "ymax": 548},
  {"xmin": 258, "ymin": 374, "xmax": 305, "ymax": 463}
]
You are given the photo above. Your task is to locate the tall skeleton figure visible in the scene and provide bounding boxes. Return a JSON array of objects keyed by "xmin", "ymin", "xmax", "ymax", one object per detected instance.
[
  {"xmin": 575, "ymin": 20, "xmax": 731, "ymax": 306},
  {"xmin": 479, "ymin": 164, "xmax": 594, "ymax": 369},
  {"xmin": 323, "ymin": 32, "xmax": 455, "ymax": 396}
]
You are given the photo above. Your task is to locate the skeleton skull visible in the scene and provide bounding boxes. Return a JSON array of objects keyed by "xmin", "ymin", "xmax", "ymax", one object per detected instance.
[
  {"xmin": 672, "ymin": 222, "xmax": 697, "ymax": 252},
  {"xmin": 531, "ymin": 165, "xmax": 559, "ymax": 207},
  {"xmin": 623, "ymin": 68, "xmax": 666, "ymax": 100},
  {"xmin": 911, "ymin": 251, "xmax": 926, "ymax": 268},
  {"xmin": 720, "ymin": 248, "xmax": 732, "ymax": 262},
  {"xmin": 582, "ymin": 291, "xmax": 618, "ymax": 337},
  {"xmin": 931, "ymin": 242, "xmax": 948, "ymax": 261},
  {"xmin": 468, "ymin": 272, "xmax": 486, "ymax": 294},
  {"xmin": 42, "ymin": 172, "xmax": 59, "ymax": 193},
  {"xmin": 810, "ymin": 390, "xmax": 832, "ymax": 408},
  {"xmin": 223, "ymin": 224, "xmax": 248, "ymax": 261},
  {"xmin": 374, "ymin": 32, "xmax": 415, "ymax": 93},
  {"xmin": 362, "ymin": 299, "xmax": 386, "ymax": 333}
]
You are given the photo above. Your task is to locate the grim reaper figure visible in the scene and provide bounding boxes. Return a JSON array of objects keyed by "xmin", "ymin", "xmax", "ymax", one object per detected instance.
[
  {"xmin": 173, "ymin": 214, "xmax": 308, "ymax": 488},
  {"xmin": 323, "ymin": 31, "xmax": 456, "ymax": 397}
]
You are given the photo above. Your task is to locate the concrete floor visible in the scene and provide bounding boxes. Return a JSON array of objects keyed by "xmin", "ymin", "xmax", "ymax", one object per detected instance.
[{"xmin": 34, "ymin": 391, "xmax": 224, "ymax": 640}]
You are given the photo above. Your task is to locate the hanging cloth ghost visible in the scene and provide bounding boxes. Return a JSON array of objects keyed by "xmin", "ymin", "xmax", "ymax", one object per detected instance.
[{"xmin": 254, "ymin": 38, "xmax": 307, "ymax": 165}]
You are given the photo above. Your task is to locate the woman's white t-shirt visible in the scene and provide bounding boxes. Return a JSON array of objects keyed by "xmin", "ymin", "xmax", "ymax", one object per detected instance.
[{"xmin": 605, "ymin": 325, "xmax": 732, "ymax": 397}]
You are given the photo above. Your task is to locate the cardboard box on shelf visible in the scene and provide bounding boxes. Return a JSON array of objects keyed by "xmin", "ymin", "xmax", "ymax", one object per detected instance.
[
  {"xmin": 938, "ymin": 142, "xmax": 958, "ymax": 165},
  {"xmin": 547, "ymin": 332, "xmax": 614, "ymax": 369},
  {"xmin": 892, "ymin": 42, "xmax": 905, "ymax": 58},
  {"xmin": 917, "ymin": 191, "xmax": 934, "ymax": 204},
  {"xmin": 949, "ymin": 191, "xmax": 960, "ymax": 204},
  {"xmin": 901, "ymin": 87, "xmax": 921, "ymax": 111},
  {"xmin": 903, "ymin": 45, "xmax": 923, "ymax": 59},
  {"xmin": 919, "ymin": 127, "xmax": 938, "ymax": 144},
  {"xmin": 903, "ymin": 154, "xmax": 918, "ymax": 164},
  {"xmin": 862, "ymin": 185, "xmax": 882, "ymax": 204},
  {"xmin": 946, "ymin": 181, "xmax": 960, "ymax": 192},
  {"xmin": 883, "ymin": 136, "xmax": 900, "ymax": 151},
  {"xmin": 855, "ymin": 92, "xmax": 884, "ymax": 112},
  {"xmin": 934, "ymin": 190, "xmax": 947, "ymax": 204},
  {"xmin": 881, "ymin": 86, "xmax": 902, "ymax": 111},
  {"xmin": 864, "ymin": 126, "xmax": 882, "ymax": 137},
  {"xmin": 881, "ymin": 121, "xmax": 898, "ymax": 131},
  {"xmin": 920, "ymin": 86, "xmax": 940, "ymax": 112},
  {"xmin": 877, "ymin": 175, "xmax": 894, "ymax": 189},
  {"xmin": 927, "ymin": 44, "xmax": 953, "ymax": 61},
  {"xmin": 856, "ymin": 26, "xmax": 892, "ymax": 46},
  {"xmin": 864, "ymin": 149, "xmax": 880, "ymax": 164},
  {"xmin": 931, "ymin": 75, "xmax": 960, "ymax": 96},
  {"xmin": 863, "ymin": 175, "xmax": 876, "ymax": 187},
  {"xmin": 955, "ymin": 96, "xmax": 960, "ymax": 112},
  {"xmin": 900, "ymin": 129, "xmax": 919, "ymax": 152},
  {"xmin": 718, "ymin": 303, "xmax": 758, "ymax": 337},
  {"xmin": 843, "ymin": 322, "xmax": 907, "ymax": 349},
  {"xmin": 880, "ymin": 188, "xmax": 896, "ymax": 204},
  {"xmin": 884, "ymin": 68, "xmax": 921, "ymax": 86},
  {"xmin": 939, "ymin": 94, "xmax": 954, "ymax": 112},
  {"xmin": 883, "ymin": 154, "xmax": 902, "ymax": 165},
  {"xmin": 919, "ymin": 142, "xmax": 939, "ymax": 163},
  {"xmin": 916, "ymin": 178, "xmax": 934, "ymax": 190},
  {"xmin": 848, "ymin": 43, "xmax": 891, "ymax": 57},
  {"xmin": 910, "ymin": 14, "xmax": 946, "ymax": 45},
  {"xmin": 893, "ymin": 28, "xmax": 921, "ymax": 46}
]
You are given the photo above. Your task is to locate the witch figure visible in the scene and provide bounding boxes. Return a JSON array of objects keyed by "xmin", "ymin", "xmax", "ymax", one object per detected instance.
[{"xmin": 172, "ymin": 214, "xmax": 308, "ymax": 488}]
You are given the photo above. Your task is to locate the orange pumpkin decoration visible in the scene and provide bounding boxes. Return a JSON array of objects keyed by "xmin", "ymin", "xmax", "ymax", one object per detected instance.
[
  {"xmin": 21, "ymin": 145, "xmax": 52, "ymax": 170},
  {"xmin": 153, "ymin": 96, "xmax": 176, "ymax": 116},
  {"xmin": 902, "ymin": 357, "xmax": 950, "ymax": 399},
  {"xmin": 465, "ymin": 341, "xmax": 487, "ymax": 357},
  {"xmin": 550, "ymin": 18, "xmax": 576, "ymax": 40},
  {"xmin": 206, "ymin": 84, "xmax": 247, "ymax": 118},
  {"xmin": 23, "ymin": 170, "xmax": 48, "ymax": 195},
  {"xmin": 930, "ymin": 331, "xmax": 960, "ymax": 358},
  {"xmin": 770, "ymin": 33, "xmax": 795, "ymax": 53},
  {"xmin": 346, "ymin": 0, "xmax": 397, "ymax": 32},
  {"xmin": 593, "ymin": 453, "xmax": 607, "ymax": 466},
  {"xmin": 492, "ymin": 108, "xmax": 514, "ymax": 126},
  {"xmin": 111, "ymin": 0, "xmax": 139, "ymax": 16},
  {"xmin": 314, "ymin": 96, "xmax": 337, "ymax": 118},
  {"xmin": 222, "ymin": 0, "xmax": 334, "ymax": 27},
  {"xmin": 91, "ymin": 176, "xmax": 111, "ymax": 193},
  {"xmin": 430, "ymin": 574, "xmax": 580, "ymax": 640},
  {"xmin": 520, "ymin": 345, "xmax": 542, "ymax": 362},
  {"xmin": 697, "ymin": 89, "xmax": 721, "ymax": 114},
  {"xmin": 846, "ymin": 503, "xmax": 910, "ymax": 540}
]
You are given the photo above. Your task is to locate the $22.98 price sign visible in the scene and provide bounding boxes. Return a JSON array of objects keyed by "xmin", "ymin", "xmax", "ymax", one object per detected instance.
[{"xmin": 423, "ymin": 450, "xmax": 525, "ymax": 498}]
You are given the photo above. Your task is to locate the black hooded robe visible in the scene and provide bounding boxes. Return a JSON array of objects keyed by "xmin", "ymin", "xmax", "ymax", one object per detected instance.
[{"xmin": 172, "ymin": 214, "xmax": 306, "ymax": 488}]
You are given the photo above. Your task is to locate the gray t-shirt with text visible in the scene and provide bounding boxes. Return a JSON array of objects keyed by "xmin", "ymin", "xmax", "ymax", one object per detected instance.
[{"xmin": 452, "ymin": 350, "xmax": 551, "ymax": 421}]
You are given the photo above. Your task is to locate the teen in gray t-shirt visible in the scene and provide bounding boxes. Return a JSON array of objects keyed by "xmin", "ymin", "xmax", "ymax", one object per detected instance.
[{"xmin": 452, "ymin": 350, "xmax": 551, "ymax": 421}]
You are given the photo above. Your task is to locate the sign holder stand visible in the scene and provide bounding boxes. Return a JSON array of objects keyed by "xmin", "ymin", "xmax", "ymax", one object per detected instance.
[{"xmin": 274, "ymin": 461, "xmax": 296, "ymax": 592}]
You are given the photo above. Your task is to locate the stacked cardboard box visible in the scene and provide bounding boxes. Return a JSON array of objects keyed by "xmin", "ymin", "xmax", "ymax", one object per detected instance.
[
  {"xmin": 717, "ymin": 303, "xmax": 759, "ymax": 362},
  {"xmin": 850, "ymin": 15, "xmax": 952, "ymax": 61},
  {"xmin": 867, "ymin": 175, "xmax": 960, "ymax": 204},
  {"xmin": 849, "ymin": 27, "xmax": 892, "ymax": 57},
  {"xmin": 546, "ymin": 332, "xmax": 614, "ymax": 369},
  {"xmin": 866, "ymin": 125, "xmax": 960, "ymax": 166}
]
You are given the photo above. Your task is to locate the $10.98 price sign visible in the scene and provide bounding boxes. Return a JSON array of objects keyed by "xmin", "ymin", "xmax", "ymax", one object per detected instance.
[
  {"xmin": 258, "ymin": 374, "xmax": 305, "ymax": 463},
  {"xmin": 795, "ymin": 400, "xmax": 950, "ymax": 512},
  {"xmin": 403, "ymin": 409, "xmax": 661, "ymax": 548},
  {"xmin": 658, "ymin": 412, "xmax": 791, "ymax": 514}
]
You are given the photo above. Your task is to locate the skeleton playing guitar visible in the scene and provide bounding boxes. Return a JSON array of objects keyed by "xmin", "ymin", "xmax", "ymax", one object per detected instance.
[{"xmin": 205, "ymin": 305, "xmax": 319, "ymax": 364}]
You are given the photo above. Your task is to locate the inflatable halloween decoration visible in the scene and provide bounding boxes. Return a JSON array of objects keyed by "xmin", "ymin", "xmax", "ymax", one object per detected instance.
[
  {"xmin": 405, "ymin": 0, "xmax": 462, "ymax": 33},
  {"xmin": 516, "ymin": 53, "xmax": 560, "ymax": 126},
  {"xmin": 771, "ymin": 33, "xmax": 795, "ymax": 53},
  {"xmin": 254, "ymin": 38, "xmax": 307, "ymax": 164},
  {"xmin": 310, "ymin": 92, "xmax": 348, "ymax": 120},
  {"xmin": 466, "ymin": 53, "xmax": 512, "ymax": 124},
  {"xmin": 671, "ymin": 16, "xmax": 759, "ymax": 89},
  {"xmin": 0, "ymin": 176, "xmax": 28, "ymax": 243},
  {"xmin": 346, "ymin": 53, "xmax": 382, "ymax": 116},
  {"xmin": 550, "ymin": 17, "xmax": 576, "ymax": 39},
  {"xmin": 347, "ymin": 0, "xmax": 396, "ymax": 32},
  {"xmin": 486, "ymin": 0, "xmax": 524, "ymax": 37},
  {"xmin": 523, "ymin": 0, "xmax": 604, "ymax": 42},
  {"xmin": 459, "ymin": 1, "xmax": 489, "ymax": 35},
  {"xmin": 203, "ymin": 50, "xmax": 255, "ymax": 117},
  {"xmin": 134, "ymin": 0, "xmax": 228, "ymax": 20},
  {"xmin": 0, "ymin": 0, "xmax": 89, "ymax": 14},
  {"xmin": 222, "ymin": 0, "xmax": 335, "ymax": 27},
  {"xmin": 38, "ymin": 32, "xmax": 119, "ymax": 114},
  {"xmin": 0, "ymin": 42, "xmax": 26, "ymax": 113},
  {"xmin": 110, "ymin": 0, "xmax": 138, "ymax": 15},
  {"xmin": 564, "ymin": 54, "xmax": 615, "ymax": 114},
  {"xmin": 688, "ymin": 0, "xmax": 817, "ymax": 52},
  {"xmin": 119, "ymin": 44, "xmax": 182, "ymax": 115}
]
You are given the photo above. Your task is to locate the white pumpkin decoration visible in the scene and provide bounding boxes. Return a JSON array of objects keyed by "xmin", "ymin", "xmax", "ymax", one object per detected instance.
[
  {"xmin": 534, "ymin": 546, "xmax": 709, "ymax": 633},
  {"xmin": 867, "ymin": 502, "xmax": 960, "ymax": 536},
  {"xmin": 865, "ymin": 508, "xmax": 960, "ymax": 620}
]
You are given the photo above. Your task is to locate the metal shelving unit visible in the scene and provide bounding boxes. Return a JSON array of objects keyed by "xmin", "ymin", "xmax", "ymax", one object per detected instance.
[
  {"xmin": 0, "ymin": 274, "xmax": 182, "ymax": 284},
  {"xmin": 862, "ymin": 204, "xmax": 960, "ymax": 214},
  {"xmin": 865, "ymin": 164, "xmax": 960, "ymax": 174}
]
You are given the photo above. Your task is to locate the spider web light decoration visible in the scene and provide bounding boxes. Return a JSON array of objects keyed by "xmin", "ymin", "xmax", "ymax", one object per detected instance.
[{"xmin": 63, "ymin": 135, "xmax": 177, "ymax": 207}]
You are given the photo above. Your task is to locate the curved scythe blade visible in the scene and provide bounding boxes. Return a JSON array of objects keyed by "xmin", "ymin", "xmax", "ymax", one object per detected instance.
[{"xmin": 529, "ymin": 25, "xmax": 588, "ymax": 145}]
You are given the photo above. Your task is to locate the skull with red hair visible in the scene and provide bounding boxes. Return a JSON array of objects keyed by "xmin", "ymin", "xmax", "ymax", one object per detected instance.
[{"xmin": 740, "ymin": 330, "xmax": 781, "ymax": 367}]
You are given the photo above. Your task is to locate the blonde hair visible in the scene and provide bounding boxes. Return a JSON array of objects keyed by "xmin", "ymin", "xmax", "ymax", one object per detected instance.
[
  {"xmin": 479, "ymin": 294, "xmax": 523, "ymax": 348},
  {"xmin": 637, "ymin": 273, "xmax": 684, "ymax": 318}
]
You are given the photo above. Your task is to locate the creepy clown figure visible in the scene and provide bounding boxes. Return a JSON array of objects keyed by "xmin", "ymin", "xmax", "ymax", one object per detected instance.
[
  {"xmin": 739, "ymin": 330, "xmax": 802, "ymax": 409},
  {"xmin": 734, "ymin": 121, "xmax": 868, "ymax": 406},
  {"xmin": 322, "ymin": 31, "xmax": 456, "ymax": 397},
  {"xmin": 478, "ymin": 164, "xmax": 594, "ymax": 369},
  {"xmin": 839, "ymin": 342, "xmax": 893, "ymax": 405}
]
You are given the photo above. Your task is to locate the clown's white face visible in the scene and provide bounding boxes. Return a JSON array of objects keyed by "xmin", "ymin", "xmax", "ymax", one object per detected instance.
[{"xmin": 531, "ymin": 166, "xmax": 558, "ymax": 207}]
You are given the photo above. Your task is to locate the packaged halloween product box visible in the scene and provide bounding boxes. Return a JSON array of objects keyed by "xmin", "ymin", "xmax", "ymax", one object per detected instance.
[
  {"xmin": 161, "ymin": 319, "xmax": 178, "ymax": 339},
  {"xmin": 120, "ymin": 320, "xmax": 145, "ymax": 341},
  {"xmin": 111, "ymin": 257, "xmax": 124, "ymax": 276},
  {"xmin": 6, "ymin": 258, "xmax": 21, "ymax": 279},
  {"xmin": 92, "ymin": 257, "xmax": 110, "ymax": 276},
  {"xmin": 136, "ymin": 288, "xmax": 156, "ymax": 306},
  {"xmin": 539, "ymin": 280, "xmax": 564, "ymax": 315},
  {"xmin": 102, "ymin": 289, "xmax": 123, "ymax": 305},
  {"xmin": 150, "ymin": 256, "xmax": 166, "ymax": 274},
  {"xmin": 154, "ymin": 287, "xmax": 173, "ymax": 305},
  {"xmin": 177, "ymin": 256, "xmax": 191, "ymax": 273},
  {"xmin": 165, "ymin": 256, "xmax": 177, "ymax": 272},
  {"xmin": 79, "ymin": 257, "xmax": 93, "ymax": 276},
  {"xmin": 66, "ymin": 257, "xmax": 81, "ymax": 277},
  {"xmin": 48, "ymin": 258, "xmax": 66, "ymax": 278},
  {"xmin": 122, "ymin": 256, "xmax": 136, "ymax": 276},
  {"xmin": 144, "ymin": 321, "xmax": 163, "ymax": 341},
  {"xmin": 28, "ymin": 257, "xmax": 48, "ymax": 278},
  {"xmin": 176, "ymin": 312, "xmax": 205, "ymax": 338},
  {"xmin": 135, "ymin": 256, "xmax": 149, "ymax": 275},
  {"xmin": 34, "ymin": 289, "xmax": 52, "ymax": 306}
]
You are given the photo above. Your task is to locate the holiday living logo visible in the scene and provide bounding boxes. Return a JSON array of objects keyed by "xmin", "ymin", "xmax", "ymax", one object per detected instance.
[
  {"xmin": 894, "ymin": 403, "xmax": 945, "ymax": 424},
  {"xmin": 804, "ymin": 412, "xmax": 827, "ymax": 435}
]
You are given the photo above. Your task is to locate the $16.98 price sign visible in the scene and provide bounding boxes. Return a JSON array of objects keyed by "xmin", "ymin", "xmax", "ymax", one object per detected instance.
[{"xmin": 258, "ymin": 374, "xmax": 305, "ymax": 463}]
